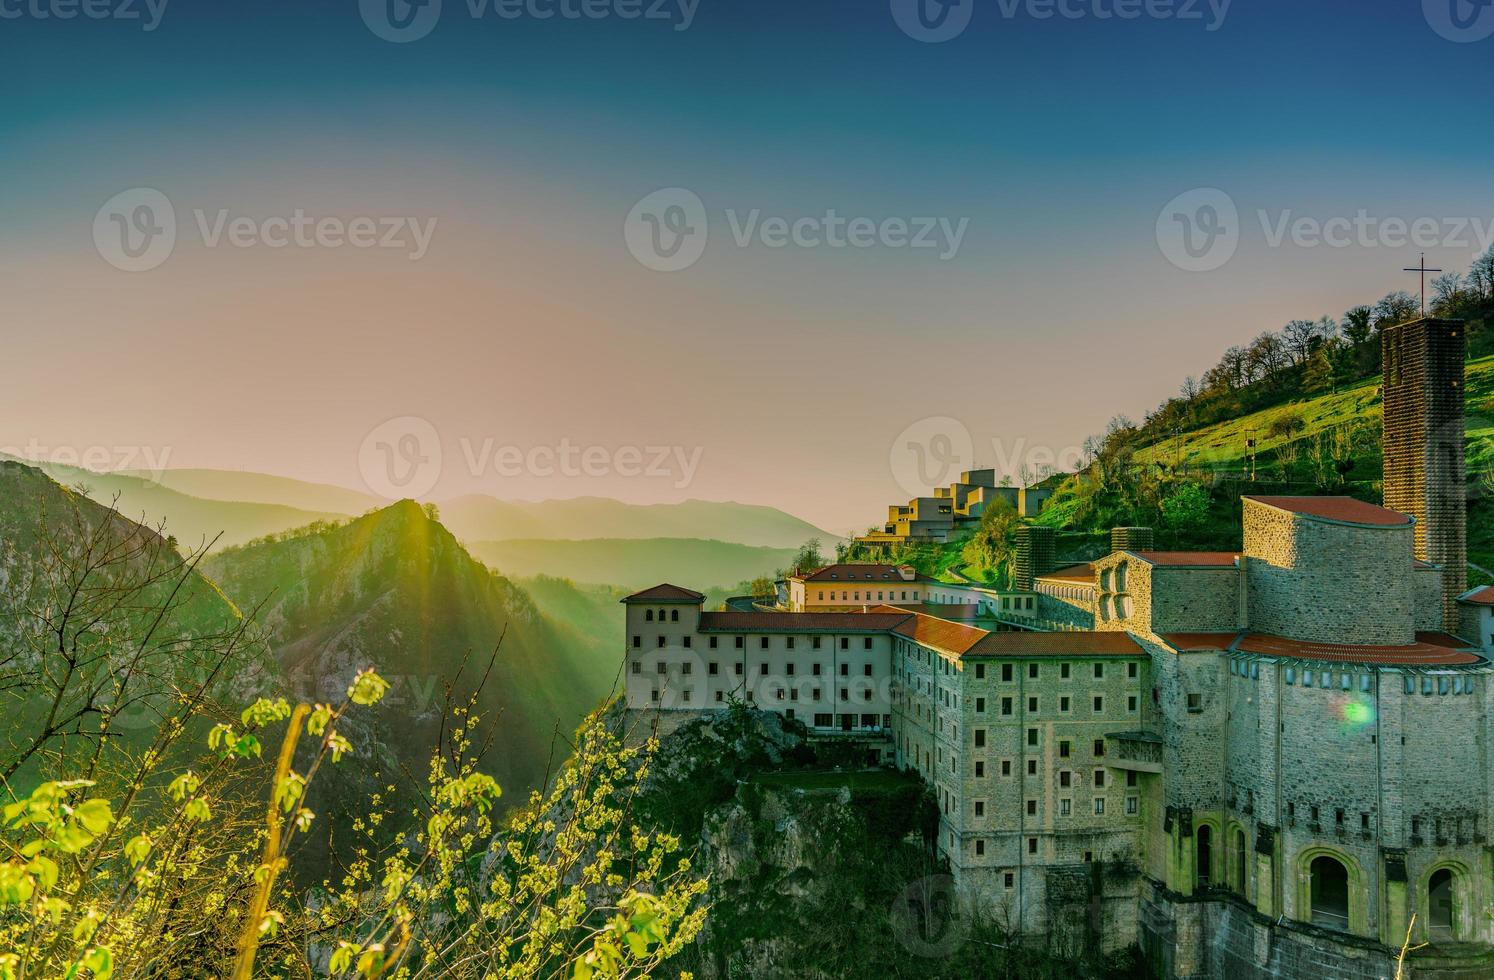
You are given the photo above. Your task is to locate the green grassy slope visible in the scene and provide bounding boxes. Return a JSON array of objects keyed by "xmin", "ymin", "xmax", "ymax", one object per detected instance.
[
  {"xmin": 470, "ymin": 537, "xmax": 795, "ymax": 590},
  {"xmin": 201, "ymin": 502, "xmax": 624, "ymax": 815},
  {"xmin": 440, "ymin": 495, "xmax": 834, "ymax": 549}
]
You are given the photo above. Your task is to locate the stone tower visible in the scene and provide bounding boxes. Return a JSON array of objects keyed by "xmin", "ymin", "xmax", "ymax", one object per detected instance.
[
  {"xmin": 1012, "ymin": 525, "xmax": 1055, "ymax": 591},
  {"xmin": 1382, "ymin": 317, "xmax": 1466, "ymax": 629},
  {"xmin": 1110, "ymin": 526, "xmax": 1155, "ymax": 553}
]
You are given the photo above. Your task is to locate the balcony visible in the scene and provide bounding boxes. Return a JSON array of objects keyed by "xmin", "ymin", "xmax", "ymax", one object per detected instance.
[{"xmin": 1104, "ymin": 730, "xmax": 1162, "ymax": 773}]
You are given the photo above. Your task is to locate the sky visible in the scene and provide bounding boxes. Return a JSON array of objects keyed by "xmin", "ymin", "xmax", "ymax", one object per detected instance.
[{"xmin": 4, "ymin": 0, "xmax": 1494, "ymax": 534}]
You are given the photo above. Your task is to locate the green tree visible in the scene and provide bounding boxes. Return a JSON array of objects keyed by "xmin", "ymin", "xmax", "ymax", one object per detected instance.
[
  {"xmin": 1303, "ymin": 345, "xmax": 1335, "ymax": 394},
  {"xmin": 960, "ymin": 501, "xmax": 1020, "ymax": 585},
  {"xmin": 792, "ymin": 537, "xmax": 826, "ymax": 573},
  {"xmin": 1159, "ymin": 482, "xmax": 1211, "ymax": 544}
]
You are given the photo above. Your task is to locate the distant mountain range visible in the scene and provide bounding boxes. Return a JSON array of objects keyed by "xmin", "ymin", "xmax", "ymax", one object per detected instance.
[
  {"xmin": 439, "ymin": 494, "xmax": 832, "ymax": 548},
  {"xmin": 468, "ymin": 537, "xmax": 795, "ymax": 590},
  {"xmin": 7, "ymin": 461, "xmax": 832, "ymax": 553}
]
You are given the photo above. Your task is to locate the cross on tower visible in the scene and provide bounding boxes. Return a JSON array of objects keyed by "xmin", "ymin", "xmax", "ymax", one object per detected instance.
[{"xmin": 1403, "ymin": 252, "xmax": 1443, "ymax": 315}]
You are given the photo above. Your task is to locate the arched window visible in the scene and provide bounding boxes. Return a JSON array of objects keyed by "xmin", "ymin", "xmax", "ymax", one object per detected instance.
[
  {"xmin": 1232, "ymin": 829, "xmax": 1247, "ymax": 893},
  {"xmin": 1428, "ymin": 868, "xmax": 1455, "ymax": 942},
  {"xmin": 1310, "ymin": 856, "xmax": 1350, "ymax": 931},
  {"xmin": 1196, "ymin": 825, "xmax": 1213, "ymax": 888}
]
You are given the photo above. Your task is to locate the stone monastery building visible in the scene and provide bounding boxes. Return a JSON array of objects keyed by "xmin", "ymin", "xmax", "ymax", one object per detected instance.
[{"xmin": 621, "ymin": 319, "xmax": 1493, "ymax": 979}]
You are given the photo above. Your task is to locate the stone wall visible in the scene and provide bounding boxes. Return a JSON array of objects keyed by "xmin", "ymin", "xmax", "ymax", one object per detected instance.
[{"xmin": 1243, "ymin": 500, "xmax": 1416, "ymax": 645}]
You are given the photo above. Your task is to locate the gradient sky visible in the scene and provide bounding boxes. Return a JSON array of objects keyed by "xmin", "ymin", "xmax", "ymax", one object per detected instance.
[{"xmin": 5, "ymin": 0, "xmax": 1494, "ymax": 534}]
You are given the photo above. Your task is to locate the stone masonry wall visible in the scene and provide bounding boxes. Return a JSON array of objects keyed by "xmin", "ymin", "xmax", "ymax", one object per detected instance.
[{"xmin": 1243, "ymin": 500, "xmax": 1416, "ymax": 645}]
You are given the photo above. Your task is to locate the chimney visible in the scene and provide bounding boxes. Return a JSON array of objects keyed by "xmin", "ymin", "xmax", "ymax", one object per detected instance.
[
  {"xmin": 1382, "ymin": 317, "xmax": 1467, "ymax": 630},
  {"xmin": 1013, "ymin": 525, "xmax": 1055, "ymax": 591},
  {"xmin": 1110, "ymin": 527, "xmax": 1155, "ymax": 553}
]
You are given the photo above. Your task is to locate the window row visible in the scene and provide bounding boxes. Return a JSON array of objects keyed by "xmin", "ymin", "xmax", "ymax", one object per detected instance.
[
  {"xmin": 633, "ymin": 634, "xmax": 876, "ymax": 651},
  {"xmin": 631, "ymin": 659, "xmax": 873, "ymax": 677}
]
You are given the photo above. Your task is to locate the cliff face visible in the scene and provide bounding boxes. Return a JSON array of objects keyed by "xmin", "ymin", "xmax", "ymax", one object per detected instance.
[{"xmin": 633, "ymin": 706, "xmax": 1146, "ymax": 980}]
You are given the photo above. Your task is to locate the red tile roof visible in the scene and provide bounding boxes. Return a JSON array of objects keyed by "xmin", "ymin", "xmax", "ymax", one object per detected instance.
[
  {"xmin": 791, "ymin": 563, "xmax": 935, "ymax": 583},
  {"xmin": 1163, "ymin": 632, "xmax": 1240, "ymax": 652},
  {"xmin": 872, "ymin": 606, "xmax": 990, "ymax": 655},
  {"xmin": 1129, "ymin": 552, "xmax": 1240, "ymax": 567},
  {"xmin": 622, "ymin": 584, "xmax": 706, "ymax": 603},
  {"xmin": 964, "ymin": 631, "xmax": 1143, "ymax": 658},
  {"xmin": 1243, "ymin": 495, "xmax": 1411, "ymax": 527},
  {"xmin": 1459, "ymin": 586, "xmax": 1494, "ymax": 606},
  {"xmin": 696, "ymin": 611, "xmax": 912, "ymax": 632},
  {"xmin": 1037, "ymin": 563, "xmax": 1095, "ymax": 583},
  {"xmin": 1234, "ymin": 631, "xmax": 1482, "ymax": 666}
]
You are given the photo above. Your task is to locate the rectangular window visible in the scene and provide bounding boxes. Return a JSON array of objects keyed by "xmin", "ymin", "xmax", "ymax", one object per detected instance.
[
  {"xmin": 1001, "ymin": 760, "xmax": 1012, "ymax": 776},
  {"xmin": 1002, "ymin": 663, "xmax": 1013, "ymax": 682},
  {"xmin": 632, "ymin": 635, "xmax": 641, "ymax": 648},
  {"xmin": 1059, "ymin": 740, "xmax": 1071, "ymax": 758},
  {"xmin": 734, "ymin": 663, "xmax": 743, "ymax": 676},
  {"xmin": 974, "ymin": 729, "xmax": 986, "ymax": 747},
  {"xmin": 657, "ymin": 636, "xmax": 666, "ymax": 648},
  {"xmin": 1028, "ymin": 663, "xmax": 1039, "ymax": 680},
  {"xmin": 715, "ymin": 691, "xmax": 724, "ymax": 702},
  {"xmin": 656, "ymin": 662, "xmax": 666, "ymax": 674},
  {"xmin": 681, "ymin": 662, "xmax": 692, "ymax": 674},
  {"xmin": 840, "ymin": 637, "xmax": 849, "ymax": 650},
  {"xmin": 1027, "ymin": 728, "xmax": 1038, "ymax": 746},
  {"xmin": 1060, "ymin": 662, "xmax": 1070, "ymax": 679},
  {"xmin": 1027, "ymin": 759, "xmax": 1037, "ymax": 776},
  {"xmin": 1060, "ymin": 695, "xmax": 1070, "ymax": 712},
  {"xmin": 1028, "ymin": 696, "xmax": 1038, "ymax": 713},
  {"xmin": 708, "ymin": 636, "xmax": 718, "ymax": 649},
  {"xmin": 1126, "ymin": 770, "xmax": 1138, "ymax": 787},
  {"xmin": 735, "ymin": 636, "xmax": 744, "ymax": 649},
  {"xmin": 1094, "ymin": 770, "xmax": 1105, "ymax": 787},
  {"xmin": 840, "ymin": 663, "xmax": 849, "ymax": 676},
  {"xmin": 1060, "ymin": 770, "xmax": 1071, "ymax": 787},
  {"xmin": 760, "ymin": 663, "xmax": 768, "ymax": 675},
  {"xmin": 760, "ymin": 637, "xmax": 769, "ymax": 649},
  {"xmin": 1026, "ymin": 799, "xmax": 1037, "ymax": 816},
  {"xmin": 1128, "ymin": 695, "xmax": 1137, "ymax": 712},
  {"xmin": 976, "ymin": 697, "xmax": 985, "ymax": 713},
  {"xmin": 864, "ymin": 638, "xmax": 873, "ymax": 650},
  {"xmin": 709, "ymin": 662, "xmax": 719, "ymax": 675},
  {"xmin": 975, "ymin": 801, "xmax": 985, "ymax": 817},
  {"xmin": 976, "ymin": 664, "xmax": 986, "ymax": 680},
  {"xmin": 1005, "ymin": 872, "xmax": 1015, "ymax": 888},
  {"xmin": 1001, "ymin": 697, "xmax": 1013, "ymax": 716},
  {"xmin": 1093, "ymin": 696, "xmax": 1103, "ymax": 712},
  {"xmin": 787, "ymin": 663, "xmax": 796, "ymax": 676},
  {"xmin": 786, "ymin": 637, "xmax": 795, "ymax": 650},
  {"xmin": 812, "ymin": 636, "xmax": 822, "ymax": 650},
  {"xmin": 1093, "ymin": 739, "xmax": 1105, "ymax": 757},
  {"xmin": 1126, "ymin": 796, "xmax": 1138, "ymax": 815},
  {"xmin": 975, "ymin": 839, "xmax": 985, "ymax": 857},
  {"xmin": 1187, "ymin": 693, "xmax": 1202, "ymax": 712},
  {"xmin": 631, "ymin": 661, "xmax": 640, "ymax": 674},
  {"xmin": 1060, "ymin": 798, "xmax": 1071, "ymax": 815},
  {"xmin": 975, "ymin": 761, "xmax": 985, "ymax": 777},
  {"xmin": 1027, "ymin": 838, "xmax": 1037, "ymax": 855},
  {"xmin": 1128, "ymin": 661, "xmax": 1138, "ymax": 678},
  {"xmin": 1094, "ymin": 798, "xmax": 1105, "ymax": 815},
  {"xmin": 1094, "ymin": 663, "xmax": 1104, "ymax": 679}
]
